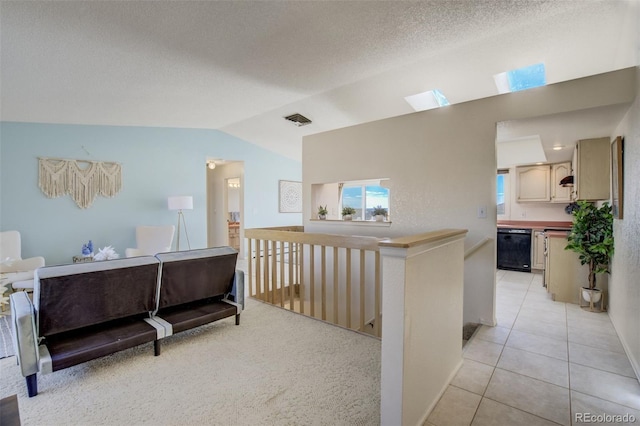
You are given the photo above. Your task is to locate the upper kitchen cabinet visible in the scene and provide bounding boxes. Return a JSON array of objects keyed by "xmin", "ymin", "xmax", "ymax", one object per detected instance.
[
  {"xmin": 550, "ymin": 162, "xmax": 572, "ymax": 203},
  {"xmin": 516, "ymin": 165, "xmax": 551, "ymax": 202},
  {"xmin": 572, "ymin": 137, "xmax": 610, "ymax": 201}
]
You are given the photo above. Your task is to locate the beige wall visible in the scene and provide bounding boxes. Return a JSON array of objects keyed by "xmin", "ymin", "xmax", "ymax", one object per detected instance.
[
  {"xmin": 303, "ymin": 68, "xmax": 637, "ymax": 326},
  {"xmin": 610, "ymin": 66, "xmax": 640, "ymax": 377}
]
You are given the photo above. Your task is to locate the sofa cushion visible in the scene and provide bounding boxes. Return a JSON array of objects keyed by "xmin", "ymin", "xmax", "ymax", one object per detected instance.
[
  {"xmin": 34, "ymin": 256, "xmax": 160, "ymax": 337},
  {"xmin": 155, "ymin": 300, "xmax": 238, "ymax": 334},
  {"xmin": 155, "ymin": 247, "xmax": 238, "ymax": 310},
  {"xmin": 42, "ymin": 317, "xmax": 158, "ymax": 371}
]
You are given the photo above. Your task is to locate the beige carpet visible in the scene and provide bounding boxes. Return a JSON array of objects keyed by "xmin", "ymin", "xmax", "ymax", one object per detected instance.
[{"xmin": 0, "ymin": 298, "xmax": 381, "ymax": 426}]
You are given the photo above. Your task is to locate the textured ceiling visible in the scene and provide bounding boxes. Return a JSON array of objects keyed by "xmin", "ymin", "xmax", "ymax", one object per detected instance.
[{"xmin": 1, "ymin": 1, "xmax": 638, "ymax": 161}]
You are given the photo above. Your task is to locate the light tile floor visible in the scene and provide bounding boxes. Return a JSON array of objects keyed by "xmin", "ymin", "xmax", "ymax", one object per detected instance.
[{"xmin": 426, "ymin": 269, "xmax": 640, "ymax": 426}]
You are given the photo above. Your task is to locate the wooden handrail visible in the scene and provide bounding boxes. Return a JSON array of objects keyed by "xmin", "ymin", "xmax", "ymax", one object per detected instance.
[
  {"xmin": 464, "ymin": 236, "xmax": 492, "ymax": 260},
  {"xmin": 378, "ymin": 229, "xmax": 468, "ymax": 249},
  {"xmin": 246, "ymin": 227, "xmax": 381, "ymax": 251}
]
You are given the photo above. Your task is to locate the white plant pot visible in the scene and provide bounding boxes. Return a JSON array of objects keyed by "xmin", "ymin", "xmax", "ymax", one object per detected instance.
[
  {"xmin": 343, "ymin": 215, "xmax": 352, "ymax": 221},
  {"xmin": 318, "ymin": 214, "xmax": 326, "ymax": 220},
  {"xmin": 374, "ymin": 215, "xmax": 385, "ymax": 222},
  {"xmin": 582, "ymin": 288, "xmax": 602, "ymax": 303}
]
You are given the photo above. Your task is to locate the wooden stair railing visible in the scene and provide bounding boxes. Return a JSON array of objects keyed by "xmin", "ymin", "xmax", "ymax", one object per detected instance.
[{"xmin": 245, "ymin": 227, "xmax": 382, "ymax": 337}]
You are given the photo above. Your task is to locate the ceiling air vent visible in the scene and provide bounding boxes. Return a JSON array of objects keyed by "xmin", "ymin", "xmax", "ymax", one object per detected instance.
[{"xmin": 284, "ymin": 113, "xmax": 312, "ymax": 127}]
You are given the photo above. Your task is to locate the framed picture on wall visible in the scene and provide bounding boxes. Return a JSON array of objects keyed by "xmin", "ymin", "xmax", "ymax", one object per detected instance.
[
  {"xmin": 611, "ymin": 136, "xmax": 624, "ymax": 219},
  {"xmin": 279, "ymin": 180, "xmax": 302, "ymax": 213}
]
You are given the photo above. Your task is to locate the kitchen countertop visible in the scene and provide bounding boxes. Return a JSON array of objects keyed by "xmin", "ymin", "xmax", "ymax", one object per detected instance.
[
  {"xmin": 546, "ymin": 230, "xmax": 571, "ymax": 238},
  {"xmin": 497, "ymin": 220, "xmax": 572, "ymax": 231}
]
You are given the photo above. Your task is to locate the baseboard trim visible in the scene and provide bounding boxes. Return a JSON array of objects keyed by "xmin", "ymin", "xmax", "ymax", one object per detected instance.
[
  {"xmin": 609, "ymin": 314, "xmax": 640, "ymax": 381},
  {"xmin": 415, "ymin": 358, "xmax": 464, "ymax": 426}
]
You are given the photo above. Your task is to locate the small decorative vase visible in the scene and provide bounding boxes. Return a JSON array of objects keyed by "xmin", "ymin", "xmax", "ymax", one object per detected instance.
[{"xmin": 318, "ymin": 214, "xmax": 327, "ymax": 220}]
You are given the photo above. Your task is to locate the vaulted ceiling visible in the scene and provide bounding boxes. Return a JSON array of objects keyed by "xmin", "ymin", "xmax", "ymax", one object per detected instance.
[{"xmin": 1, "ymin": 1, "xmax": 638, "ymax": 161}]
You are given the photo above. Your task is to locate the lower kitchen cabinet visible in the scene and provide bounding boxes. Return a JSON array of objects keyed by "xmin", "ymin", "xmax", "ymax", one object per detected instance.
[
  {"xmin": 532, "ymin": 230, "xmax": 545, "ymax": 270},
  {"xmin": 545, "ymin": 233, "xmax": 587, "ymax": 304}
]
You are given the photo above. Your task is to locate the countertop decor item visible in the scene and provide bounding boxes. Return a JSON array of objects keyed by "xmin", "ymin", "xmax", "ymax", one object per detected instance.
[
  {"xmin": 317, "ymin": 205, "xmax": 328, "ymax": 219},
  {"xmin": 93, "ymin": 246, "xmax": 119, "ymax": 261},
  {"xmin": 81, "ymin": 240, "xmax": 93, "ymax": 257},
  {"xmin": 372, "ymin": 205, "xmax": 387, "ymax": 221},
  {"xmin": 342, "ymin": 206, "xmax": 356, "ymax": 220}
]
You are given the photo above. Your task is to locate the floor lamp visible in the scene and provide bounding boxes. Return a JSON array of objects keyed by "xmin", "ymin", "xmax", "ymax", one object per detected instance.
[{"xmin": 168, "ymin": 196, "xmax": 193, "ymax": 251}]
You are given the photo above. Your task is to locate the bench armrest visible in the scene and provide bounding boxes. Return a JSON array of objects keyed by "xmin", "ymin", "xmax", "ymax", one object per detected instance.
[{"xmin": 9, "ymin": 291, "xmax": 39, "ymax": 377}]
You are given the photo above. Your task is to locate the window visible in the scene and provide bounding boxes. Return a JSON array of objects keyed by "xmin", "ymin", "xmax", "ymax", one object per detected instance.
[
  {"xmin": 497, "ymin": 170, "xmax": 509, "ymax": 218},
  {"xmin": 341, "ymin": 181, "xmax": 390, "ymax": 220},
  {"xmin": 494, "ymin": 63, "xmax": 546, "ymax": 94}
]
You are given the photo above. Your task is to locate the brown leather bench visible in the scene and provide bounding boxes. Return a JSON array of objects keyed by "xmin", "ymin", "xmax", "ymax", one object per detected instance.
[
  {"xmin": 152, "ymin": 247, "xmax": 243, "ymax": 354},
  {"xmin": 10, "ymin": 247, "xmax": 244, "ymax": 397}
]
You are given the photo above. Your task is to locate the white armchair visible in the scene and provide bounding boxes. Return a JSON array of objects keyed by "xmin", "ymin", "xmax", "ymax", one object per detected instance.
[
  {"xmin": 0, "ymin": 230, "xmax": 45, "ymax": 291},
  {"xmin": 125, "ymin": 225, "xmax": 175, "ymax": 257}
]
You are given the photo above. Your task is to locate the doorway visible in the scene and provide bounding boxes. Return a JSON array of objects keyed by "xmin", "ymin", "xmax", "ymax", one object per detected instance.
[{"xmin": 206, "ymin": 160, "xmax": 245, "ymax": 258}]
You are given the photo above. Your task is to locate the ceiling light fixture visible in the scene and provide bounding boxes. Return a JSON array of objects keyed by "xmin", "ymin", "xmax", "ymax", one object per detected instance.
[
  {"xmin": 207, "ymin": 161, "xmax": 216, "ymax": 170},
  {"xmin": 552, "ymin": 145, "xmax": 564, "ymax": 151},
  {"xmin": 404, "ymin": 89, "xmax": 450, "ymax": 112}
]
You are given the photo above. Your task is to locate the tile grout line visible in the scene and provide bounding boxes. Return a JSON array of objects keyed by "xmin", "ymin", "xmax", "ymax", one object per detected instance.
[
  {"xmin": 565, "ymin": 298, "xmax": 573, "ymax": 426},
  {"xmin": 468, "ymin": 272, "xmax": 531, "ymax": 425},
  {"xmin": 485, "ymin": 272, "xmax": 569, "ymax": 425}
]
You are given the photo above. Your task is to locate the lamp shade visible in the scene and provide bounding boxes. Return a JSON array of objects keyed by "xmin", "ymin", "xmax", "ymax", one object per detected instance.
[{"xmin": 168, "ymin": 196, "xmax": 193, "ymax": 211}]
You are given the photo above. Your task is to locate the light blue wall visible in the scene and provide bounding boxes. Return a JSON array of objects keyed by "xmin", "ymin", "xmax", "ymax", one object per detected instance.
[{"xmin": 0, "ymin": 122, "xmax": 301, "ymax": 265}]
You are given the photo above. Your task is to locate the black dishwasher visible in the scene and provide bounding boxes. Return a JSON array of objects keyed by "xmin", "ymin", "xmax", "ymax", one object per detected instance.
[{"xmin": 497, "ymin": 228, "xmax": 532, "ymax": 272}]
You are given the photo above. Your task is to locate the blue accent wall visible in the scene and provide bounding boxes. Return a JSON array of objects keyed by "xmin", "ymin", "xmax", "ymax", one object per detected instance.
[{"xmin": 0, "ymin": 122, "xmax": 301, "ymax": 265}]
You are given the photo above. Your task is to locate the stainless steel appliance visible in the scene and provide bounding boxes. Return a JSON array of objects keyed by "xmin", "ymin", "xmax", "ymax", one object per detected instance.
[{"xmin": 497, "ymin": 228, "xmax": 532, "ymax": 272}]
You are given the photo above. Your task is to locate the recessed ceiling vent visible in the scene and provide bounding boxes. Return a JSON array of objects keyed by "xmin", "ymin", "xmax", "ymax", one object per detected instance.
[{"xmin": 284, "ymin": 113, "xmax": 312, "ymax": 127}]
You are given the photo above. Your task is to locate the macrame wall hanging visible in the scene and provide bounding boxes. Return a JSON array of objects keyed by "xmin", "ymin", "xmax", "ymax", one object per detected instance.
[{"xmin": 38, "ymin": 157, "xmax": 123, "ymax": 209}]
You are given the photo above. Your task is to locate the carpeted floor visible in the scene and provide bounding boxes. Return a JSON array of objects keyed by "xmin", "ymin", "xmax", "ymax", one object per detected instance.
[
  {"xmin": 0, "ymin": 315, "xmax": 14, "ymax": 359},
  {"xmin": 0, "ymin": 298, "xmax": 381, "ymax": 426}
]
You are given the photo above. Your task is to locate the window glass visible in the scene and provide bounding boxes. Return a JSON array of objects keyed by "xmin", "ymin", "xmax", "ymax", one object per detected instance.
[
  {"xmin": 340, "ymin": 181, "xmax": 390, "ymax": 220},
  {"xmin": 365, "ymin": 185, "xmax": 389, "ymax": 220},
  {"xmin": 497, "ymin": 170, "xmax": 509, "ymax": 218},
  {"xmin": 342, "ymin": 186, "xmax": 364, "ymax": 218}
]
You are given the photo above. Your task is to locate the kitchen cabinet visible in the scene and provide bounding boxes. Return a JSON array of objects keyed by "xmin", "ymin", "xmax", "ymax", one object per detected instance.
[
  {"xmin": 572, "ymin": 137, "xmax": 610, "ymax": 200},
  {"xmin": 532, "ymin": 230, "xmax": 545, "ymax": 270},
  {"xmin": 516, "ymin": 165, "xmax": 551, "ymax": 202},
  {"xmin": 545, "ymin": 232, "xmax": 586, "ymax": 303},
  {"xmin": 550, "ymin": 162, "xmax": 572, "ymax": 203}
]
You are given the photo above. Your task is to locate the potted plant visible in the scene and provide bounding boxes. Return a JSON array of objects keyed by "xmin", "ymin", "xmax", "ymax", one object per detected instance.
[
  {"xmin": 342, "ymin": 206, "xmax": 356, "ymax": 221},
  {"xmin": 317, "ymin": 205, "xmax": 328, "ymax": 220},
  {"xmin": 372, "ymin": 205, "xmax": 387, "ymax": 222},
  {"xmin": 565, "ymin": 201, "xmax": 614, "ymax": 308}
]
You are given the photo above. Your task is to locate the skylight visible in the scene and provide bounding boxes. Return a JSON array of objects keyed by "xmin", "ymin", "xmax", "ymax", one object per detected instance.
[
  {"xmin": 494, "ymin": 63, "xmax": 546, "ymax": 94},
  {"xmin": 404, "ymin": 89, "xmax": 450, "ymax": 112}
]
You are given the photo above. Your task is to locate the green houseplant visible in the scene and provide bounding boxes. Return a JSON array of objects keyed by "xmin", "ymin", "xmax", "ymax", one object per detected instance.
[
  {"xmin": 342, "ymin": 206, "xmax": 356, "ymax": 220},
  {"xmin": 372, "ymin": 205, "xmax": 387, "ymax": 221},
  {"xmin": 565, "ymin": 201, "xmax": 614, "ymax": 305},
  {"xmin": 317, "ymin": 205, "xmax": 328, "ymax": 220}
]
